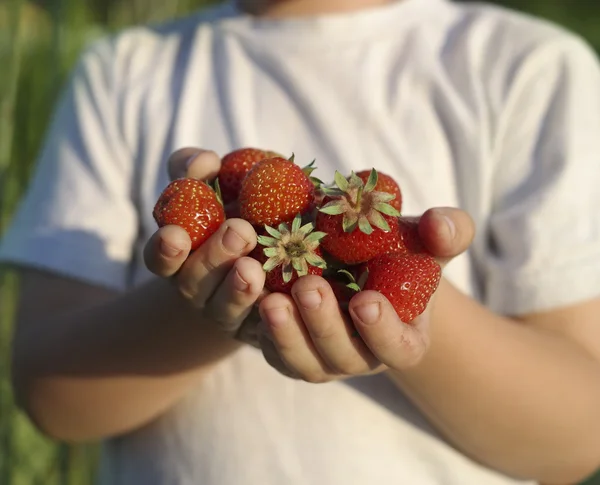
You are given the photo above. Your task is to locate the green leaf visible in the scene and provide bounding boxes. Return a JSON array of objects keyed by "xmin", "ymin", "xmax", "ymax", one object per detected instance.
[
  {"xmin": 263, "ymin": 247, "xmax": 279, "ymax": 257},
  {"xmin": 334, "ymin": 170, "xmax": 349, "ymax": 192},
  {"xmin": 363, "ymin": 169, "xmax": 378, "ymax": 193},
  {"xmin": 369, "ymin": 211, "xmax": 391, "ymax": 232},
  {"xmin": 305, "ymin": 253, "xmax": 327, "ymax": 268},
  {"xmin": 302, "ymin": 159, "xmax": 317, "ymax": 178},
  {"xmin": 337, "ymin": 269, "xmax": 356, "ymax": 283},
  {"xmin": 304, "ymin": 231, "xmax": 327, "ymax": 244},
  {"xmin": 319, "ymin": 201, "xmax": 346, "ymax": 215},
  {"xmin": 257, "ymin": 235, "xmax": 278, "ymax": 247},
  {"xmin": 299, "ymin": 222, "xmax": 315, "ymax": 237},
  {"xmin": 342, "ymin": 213, "xmax": 359, "ymax": 233},
  {"xmin": 373, "ymin": 192, "xmax": 396, "ymax": 203},
  {"xmin": 291, "ymin": 213, "xmax": 303, "ymax": 233},
  {"xmin": 349, "ymin": 171, "xmax": 363, "ymax": 188},
  {"xmin": 292, "ymin": 258, "xmax": 304, "ymax": 272},
  {"xmin": 358, "ymin": 216, "xmax": 374, "ymax": 235},
  {"xmin": 288, "ymin": 153, "xmax": 296, "ymax": 164},
  {"xmin": 264, "ymin": 225, "xmax": 282, "ymax": 239},
  {"xmin": 282, "ymin": 263, "xmax": 294, "ymax": 283},
  {"xmin": 310, "ymin": 177, "xmax": 325, "ymax": 187},
  {"xmin": 346, "ymin": 283, "xmax": 361, "ymax": 292},
  {"xmin": 263, "ymin": 257, "xmax": 281, "ymax": 272},
  {"xmin": 298, "ymin": 259, "xmax": 309, "ymax": 276},
  {"xmin": 374, "ymin": 203, "xmax": 401, "ymax": 217},
  {"xmin": 321, "ymin": 186, "xmax": 344, "ymax": 197},
  {"xmin": 213, "ymin": 177, "xmax": 223, "ymax": 205}
]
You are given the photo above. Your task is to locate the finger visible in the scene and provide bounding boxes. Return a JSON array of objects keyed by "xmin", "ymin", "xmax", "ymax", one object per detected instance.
[
  {"xmin": 204, "ymin": 256, "xmax": 265, "ymax": 333},
  {"xmin": 259, "ymin": 292, "xmax": 332, "ymax": 383},
  {"xmin": 258, "ymin": 331, "xmax": 302, "ymax": 379},
  {"xmin": 291, "ymin": 276, "xmax": 380, "ymax": 375},
  {"xmin": 349, "ymin": 290, "xmax": 430, "ymax": 369},
  {"xmin": 235, "ymin": 305, "xmax": 263, "ymax": 348},
  {"xmin": 144, "ymin": 225, "xmax": 192, "ymax": 277},
  {"xmin": 418, "ymin": 207, "xmax": 475, "ymax": 266},
  {"xmin": 167, "ymin": 147, "xmax": 221, "ymax": 181},
  {"xmin": 177, "ymin": 218, "xmax": 257, "ymax": 308}
]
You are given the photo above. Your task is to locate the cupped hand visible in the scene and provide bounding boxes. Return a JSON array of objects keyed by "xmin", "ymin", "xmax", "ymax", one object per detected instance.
[
  {"xmin": 256, "ymin": 207, "xmax": 475, "ymax": 382},
  {"xmin": 143, "ymin": 147, "xmax": 267, "ymax": 337}
]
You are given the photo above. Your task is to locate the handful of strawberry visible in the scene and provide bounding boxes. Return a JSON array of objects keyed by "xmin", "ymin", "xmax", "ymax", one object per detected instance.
[{"xmin": 153, "ymin": 147, "xmax": 441, "ymax": 324}]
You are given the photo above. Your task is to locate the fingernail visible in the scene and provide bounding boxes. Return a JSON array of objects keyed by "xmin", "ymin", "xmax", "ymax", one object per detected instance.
[
  {"xmin": 265, "ymin": 306, "xmax": 290, "ymax": 327},
  {"xmin": 222, "ymin": 227, "xmax": 249, "ymax": 253},
  {"xmin": 353, "ymin": 302, "xmax": 380, "ymax": 325},
  {"xmin": 443, "ymin": 215, "xmax": 456, "ymax": 240},
  {"xmin": 296, "ymin": 289, "xmax": 322, "ymax": 310},
  {"xmin": 160, "ymin": 240, "xmax": 182, "ymax": 258},
  {"xmin": 233, "ymin": 270, "xmax": 249, "ymax": 292},
  {"xmin": 185, "ymin": 154, "xmax": 197, "ymax": 170}
]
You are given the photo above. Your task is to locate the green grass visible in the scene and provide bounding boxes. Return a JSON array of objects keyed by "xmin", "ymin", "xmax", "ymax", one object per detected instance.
[{"xmin": 0, "ymin": 1, "xmax": 599, "ymax": 483}]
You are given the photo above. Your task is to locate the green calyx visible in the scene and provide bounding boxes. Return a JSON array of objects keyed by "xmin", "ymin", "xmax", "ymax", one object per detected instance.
[
  {"xmin": 211, "ymin": 177, "xmax": 224, "ymax": 206},
  {"xmin": 337, "ymin": 268, "xmax": 369, "ymax": 293},
  {"xmin": 318, "ymin": 168, "xmax": 400, "ymax": 234},
  {"xmin": 302, "ymin": 159, "xmax": 325, "ymax": 187},
  {"xmin": 257, "ymin": 214, "xmax": 328, "ymax": 283},
  {"xmin": 286, "ymin": 153, "xmax": 324, "ymax": 188}
]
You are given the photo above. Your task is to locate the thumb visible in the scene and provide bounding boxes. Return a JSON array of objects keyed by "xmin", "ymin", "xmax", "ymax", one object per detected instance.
[
  {"xmin": 167, "ymin": 147, "xmax": 221, "ymax": 181},
  {"xmin": 417, "ymin": 207, "xmax": 475, "ymax": 267}
]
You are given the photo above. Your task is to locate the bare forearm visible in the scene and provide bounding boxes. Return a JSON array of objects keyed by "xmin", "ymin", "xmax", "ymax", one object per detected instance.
[
  {"xmin": 12, "ymin": 278, "xmax": 241, "ymax": 442},
  {"xmin": 389, "ymin": 280, "xmax": 600, "ymax": 484}
]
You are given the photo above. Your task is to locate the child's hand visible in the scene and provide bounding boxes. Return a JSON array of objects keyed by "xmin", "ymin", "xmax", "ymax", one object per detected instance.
[
  {"xmin": 143, "ymin": 148, "xmax": 266, "ymax": 337},
  {"xmin": 255, "ymin": 208, "xmax": 475, "ymax": 382}
]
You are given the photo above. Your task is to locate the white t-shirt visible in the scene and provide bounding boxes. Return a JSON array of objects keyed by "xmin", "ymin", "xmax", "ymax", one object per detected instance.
[{"xmin": 2, "ymin": 0, "xmax": 600, "ymax": 483}]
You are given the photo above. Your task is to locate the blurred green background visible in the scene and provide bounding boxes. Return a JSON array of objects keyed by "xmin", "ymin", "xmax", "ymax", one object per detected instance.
[{"xmin": 1, "ymin": 0, "xmax": 599, "ymax": 484}]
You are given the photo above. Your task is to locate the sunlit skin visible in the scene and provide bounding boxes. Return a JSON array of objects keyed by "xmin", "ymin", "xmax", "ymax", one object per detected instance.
[{"xmin": 10, "ymin": 1, "xmax": 600, "ymax": 483}]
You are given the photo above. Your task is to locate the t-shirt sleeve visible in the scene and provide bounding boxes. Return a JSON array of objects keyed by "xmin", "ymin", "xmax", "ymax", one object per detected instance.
[
  {"xmin": 484, "ymin": 34, "xmax": 600, "ymax": 316},
  {"xmin": 0, "ymin": 38, "xmax": 138, "ymax": 292}
]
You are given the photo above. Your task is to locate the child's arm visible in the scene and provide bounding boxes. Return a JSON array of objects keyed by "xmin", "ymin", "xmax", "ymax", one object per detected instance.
[
  {"xmin": 253, "ymin": 206, "xmax": 600, "ymax": 484},
  {"xmin": 10, "ymin": 150, "xmax": 267, "ymax": 444},
  {"xmin": 389, "ymin": 282, "xmax": 600, "ymax": 485}
]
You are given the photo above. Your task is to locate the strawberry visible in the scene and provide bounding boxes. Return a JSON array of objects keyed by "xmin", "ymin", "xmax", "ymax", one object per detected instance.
[
  {"xmin": 219, "ymin": 148, "xmax": 282, "ymax": 205},
  {"xmin": 315, "ymin": 169, "xmax": 401, "ymax": 264},
  {"xmin": 239, "ymin": 156, "xmax": 316, "ymax": 227},
  {"xmin": 153, "ymin": 178, "xmax": 225, "ymax": 251},
  {"xmin": 362, "ymin": 252, "xmax": 441, "ymax": 323},
  {"xmin": 254, "ymin": 214, "xmax": 327, "ymax": 294},
  {"xmin": 387, "ymin": 217, "xmax": 428, "ymax": 254},
  {"xmin": 356, "ymin": 169, "xmax": 402, "ymax": 212}
]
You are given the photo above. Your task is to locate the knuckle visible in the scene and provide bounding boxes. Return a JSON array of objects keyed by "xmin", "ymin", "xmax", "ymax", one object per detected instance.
[
  {"xmin": 199, "ymin": 253, "xmax": 221, "ymax": 274},
  {"xmin": 376, "ymin": 331, "xmax": 427, "ymax": 368},
  {"xmin": 308, "ymin": 322, "xmax": 337, "ymax": 341},
  {"xmin": 177, "ymin": 284, "xmax": 198, "ymax": 305}
]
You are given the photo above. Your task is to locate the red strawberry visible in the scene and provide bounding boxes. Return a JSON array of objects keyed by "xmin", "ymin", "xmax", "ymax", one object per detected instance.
[
  {"xmin": 219, "ymin": 148, "xmax": 282, "ymax": 205},
  {"xmin": 356, "ymin": 170, "xmax": 402, "ymax": 212},
  {"xmin": 316, "ymin": 169, "xmax": 401, "ymax": 264},
  {"xmin": 362, "ymin": 252, "xmax": 441, "ymax": 323},
  {"xmin": 239, "ymin": 157, "xmax": 316, "ymax": 227},
  {"xmin": 385, "ymin": 217, "xmax": 428, "ymax": 254},
  {"xmin": 253, "ymin": 214, "xmax": 327, "ymax": 294},
  {"xmin": 153, "ymin": 178, "xmax": 225, "ymax": 251}
]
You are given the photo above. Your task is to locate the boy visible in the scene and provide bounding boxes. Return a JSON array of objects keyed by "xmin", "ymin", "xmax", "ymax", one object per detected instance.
[{"xmin": 2, "ymin": 0, "xmax": 600, "ymax": 484}]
